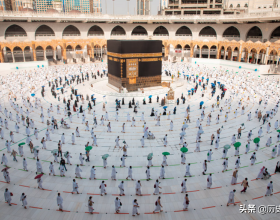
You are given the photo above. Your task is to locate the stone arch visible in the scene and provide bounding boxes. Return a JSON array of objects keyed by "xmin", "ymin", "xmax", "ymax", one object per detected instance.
[
  {"xmin": 75, "ymin": 45, "xmax": 82, "ymax": 50},
  {"xmin": 94, "ymin": 44, "xmax": 102, "ymax": 59},
  {"xmin": 153, "ymin": 26, "xmax": 169, "ymax": 36},
  {"xmin": 175, "ymin": 26, "xmax": 192, "ymax": 36},
  {"xmin": 23, "ymin": 46, "xmax": 33, "ymax": 62},
  {"xmin": 66, "ymin": 45, "xmax": 74, "ymax": 51},
  {"xmin": 241, "ymin": 47, "xmax": 249, "ymax": 62},
  {"xmin": 2, "ymin": 47, "xmax": 13, "ymax": 62},
  {"xmin": 270, "ymin": 26, "xmax": 280, "ymax": 41},
  {"xmin": 222, "ymin": 26, "xmax": 240, "ymax": 39},
  {"xmin": 13, "ymin": 46, "xmax": 24, "ymax": 62},
  {"xmin": 131, "ymin": 26, "xmax": 148, "ymax": 36},
  {"xmin": 258, "ymin": 49, "xmax": 266, "ymax": 64},
  {"xmin": 193, "ymin": 44, "xmax": 200, "ymax": 58},
  {"xmin": 5, "ymin": 24, "xmax": 27, "ymax": 39},
  {"xmin": 62, "ymin": 25, "xmax": 81, "ymax": 37},
  {"xmin": 35, "ymin": 46, "xmax": 44, "ymax": 61},
  {"xmin": 111, "ymin": 25, "xmax": 126, "ymax": 36},
  {"xmin": 250, "ymin": 48, "xmax": 258, "ymax": 64},
  {"xmin": 201, "ymin": 45, "xmax": 209, "ymax": 58},
  {"xmin": 199, "ymin": 26, "xmax": 217, "ymax": 37},
  {"xmin": 268, "ymin": 49, "xmax": 278, "ymax": 64},
  {"xmin": 219, "ymin": 46, "xmax": 225, "ymax": 59},
  {"xmin": 45, "ymin": 45, "xmax": 54, "ymax": 61},
  {"xmin": 210, "ymin": 45, "xmax": 217, "ymax": 59},
  {"xmin": 88, "ymin": 25, "xmax": 104, "ymax": 36},
  {"xmin": 246, "ymin": 26, "xmax": 262, "ymax": 41},
  {"xmin": 35, "ymin": 25, "xmax": 55, "ymax": 40}
]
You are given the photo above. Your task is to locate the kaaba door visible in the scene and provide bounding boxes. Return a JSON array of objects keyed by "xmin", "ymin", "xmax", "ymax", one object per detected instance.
[{"xmin": 129, "ymin": 77, "xmax": 136, "ymax": 84}]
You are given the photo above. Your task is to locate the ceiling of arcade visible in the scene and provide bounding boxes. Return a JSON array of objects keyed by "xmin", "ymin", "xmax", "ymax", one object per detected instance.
[
  {"xmin": 0, "ymin": 39, "xmax": 107, "ymax": 51},
  {"xmin": 1, "ymin": 39, "xmax": 280, "ymax": 55},
  {"xmin": 162, "ymin": 39, "xmax": 280, "ymax": 55}
]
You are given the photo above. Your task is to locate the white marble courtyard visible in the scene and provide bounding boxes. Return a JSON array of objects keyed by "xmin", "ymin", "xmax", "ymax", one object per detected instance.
[{"xmin": 0, "ymin": 62, "xmax": 279, "ymax": 220}]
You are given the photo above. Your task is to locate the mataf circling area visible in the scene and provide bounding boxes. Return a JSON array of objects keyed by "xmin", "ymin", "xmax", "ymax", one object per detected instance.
[{"xmin": 0, "ymin": 61, "xmax": 280, "ymax": 220}]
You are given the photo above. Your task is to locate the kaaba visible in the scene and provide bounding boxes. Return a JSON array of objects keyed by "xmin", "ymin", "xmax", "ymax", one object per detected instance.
[{"xmin": 107, "ymin": 40, "xmax": 162, "ymax": 92}]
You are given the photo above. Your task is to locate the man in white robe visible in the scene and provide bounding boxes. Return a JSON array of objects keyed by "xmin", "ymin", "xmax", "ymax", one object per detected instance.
[
  {"xmin": 184, "ymin": 163, "xmax": 191, "ymax": 177},
  {"xmin": 135, "ymin": 180, "xmax": 142, "ymax": 196},
  {"xmin": 202, "ymin": 160, "xmax": 207, "ymax": 175},
  {"xmin": 115, "ymin": 136, "xmax": 120, "ymax": 148},
  {"xmin": 159, "ymin": 166, "xmax": 165, "ymax": 179},
  {"xmin": 111, "ymin": 165, "xmax": 117, "ymax": 180},
  {"xmin": 207, "ymin": 174, "xmax": 212, "ymax": 189},
  {"xmin": 153, "ymin": 179, "xmax": 161, "ymax": 195},
  {"xmin": 146, "ymin": 166, "xmax": 151, "ymax": 181},
  {"xmin": 49, "ymin": 162, "xmax": 55, "ymax": 176},
  {"xmin": 72, "ymin": 179, "xmax": 79, "ymax": 194},
  {"xmin": 163, "ymin": 134, "xmax": 168, "ymax": 147},
  {"xmin": 161, "ymin": 155, "xmax": 168, "ymax": 166},
  {"xmin": 265, "ymin": 181, "xmax": 273, "ymax": 196},
  {"xmin": 181, "ymin": 179, "xmax": 187, "ymax": 193},
  {"xmin": 89, "ymin": 166, "xmax": 96, "ymax": 180},
  {"xmin": 120, "ymin": 155, "xmax": 126, "ymax": 167},
  {"xmin": 235, "ymin": 157, "xmax": 241, "ymax": 169},
  {"xmin": 207, "ymin": 149, "xmax": 213, "ymax": 162},
  {"xmin": 115, "ymin": 197, "xmax": 121, "ymax": 213},
  {"xmin": 20, "ymin": 193, "xmax": 28, "ymax": 209},
  {"xmin": 226, "ymin": 190, "xmax": 236, "ymax": 206},
  {"xmin": 75, "ymin": 165, "xmax": 82, "ymax": 179},
  {"xmin": 1, "ymin": 154, "xmax": 8, "ymax": 166},
  {"xmin": 100, "ymin": 181, "xmax": 107, "ymax": 196},
  {"xmin": 4, "ymin": 188, "xmax": 12, "ymax": 206},
  {"xmin": 222, "ymin": 158, "xmax": 228, "ymax": 172},
  {"xmin": 79, "ymin": 153, "xmax": 84, "ymax": 166},
  {"xmin": 118, "ymin": 181, "xmax": 125, "ymax": 196},
  {"xmin": 37, "ymin": 177, "xmax": 43, "ymax": 189},
  {"xmin": 36, "ymin": 159, "xmax": 43, "ymax": 174},
  {"xmin": 23, "ymin": 158, "xmax": 28, "ymax": 171},
  {"xmin": 250, "ymin": 152, "xmax": 257, "ymax": 165},
  {"xmin": 57, "ymin": 193, "xmax": 63, "ymax": 211},
  {"xmin": 140, "ymin": 136, "xmax": 145, "ymax": 148},
  {"xmin": 126, "ymin": 166, "xmax": 134, "ymax": 180}
]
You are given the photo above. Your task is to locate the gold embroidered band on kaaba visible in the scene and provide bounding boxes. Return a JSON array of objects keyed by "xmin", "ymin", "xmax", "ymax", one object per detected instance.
[{"xmin": 107, "ymin": 52, "xmax": 162, "ymax": 58}]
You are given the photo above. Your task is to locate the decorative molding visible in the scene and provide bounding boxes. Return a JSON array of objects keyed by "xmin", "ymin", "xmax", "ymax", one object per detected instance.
[{"xmin": 107, "ymin": 52, "xmax": 162, "ymax": 58}]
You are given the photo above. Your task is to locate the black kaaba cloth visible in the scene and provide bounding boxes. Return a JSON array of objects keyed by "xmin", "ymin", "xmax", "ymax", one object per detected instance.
[{"xmin": 107, "ymin": 40, "xmax": 162, "ymax": 92}]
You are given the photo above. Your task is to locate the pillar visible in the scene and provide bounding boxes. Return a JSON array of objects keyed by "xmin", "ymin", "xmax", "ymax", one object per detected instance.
[
  {"xmin": 256, "ymin": 53, "xmax": 259, "ymax": 64},
  {"xmin": 53, "ymin": 49, "xmax": 56, "ymax": 61},
  {"xmin": 190, "ymin": 47, "xmax": 193, "ymax": 58},
  {"xmin": 199, "ymin": 49, "xmax": 202, "ymax": 58},
  {"xmin": 63, "ymin": 48, "xmax": 67, "ymax": 61},
  {"xmin": 44, "ymin": 49, "xmax": 47, "ymax": 60},
  {"xmin": 251, "ymin": 52, "xmax": 255, "ymax": 63},
  {"xmin": 238, "ymin": 53, "xmax": 242, "ymax": 62},
  {"xmin": 33, "ymin": 49, "xmax": 37, "ymax": 61},
  {"xmin": 223, "ymin": 49, "xmax": 226, "ymax": 60},
  {"xmin": 12, "ymin": 51, "xmax": 15, "ymax": 63},
  {"xmin": 247, "ymin": 51, "xmax": 249, "ymax": 63},
  {"xmin": 217, "ymin": 50, "xmax": 220, "ymax": 59},
  {"xmin": 264, "ymin": 47, "xmax": 269, "ymax": 64},
  {"xmin": 23, "ymin": 50, "xmax": 25, "ymax": 62},
  {"xmin": 0, "ymin": 50, "xmax": 4, "ymax": 63},
  {"xmin": 276, "ymin": 55, "xmax": 279, "ymax": 66},
  {"xmin": 208, "ymin": 49, "xmax": 210, "ymax": 59}
]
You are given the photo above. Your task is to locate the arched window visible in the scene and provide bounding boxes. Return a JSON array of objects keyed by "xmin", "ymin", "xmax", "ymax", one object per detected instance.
[
  {"xmin": 244, "ymin": 3, "xmax": 248, "ymax": 7},
  {"xmin": 230, "ymin": 4, "xmax": 233, "ymax": 8},
  {"xmin": 237, "ymin": 4, "xmax": 240, "ymax": 8}
]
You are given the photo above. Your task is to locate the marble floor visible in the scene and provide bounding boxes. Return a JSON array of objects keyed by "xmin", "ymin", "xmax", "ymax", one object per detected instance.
[{"xmin": 0, "ymin": 62, "xmax": 279, "ymax": 220}]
